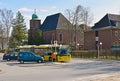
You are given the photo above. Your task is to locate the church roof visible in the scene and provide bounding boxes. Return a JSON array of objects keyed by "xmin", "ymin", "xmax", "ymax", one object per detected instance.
[{"xmin": 41, "ymin": 13, "xmax": 72, "ymax": 31}]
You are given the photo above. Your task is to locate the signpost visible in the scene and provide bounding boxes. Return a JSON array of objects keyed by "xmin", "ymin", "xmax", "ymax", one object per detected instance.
[{"xmin": 97, "ymin": 43, "xmax": 100, "ymax": 59}]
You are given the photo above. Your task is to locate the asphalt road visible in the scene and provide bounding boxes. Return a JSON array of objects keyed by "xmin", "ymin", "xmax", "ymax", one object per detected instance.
[{"xmin": 0, "ymin": 58, "xmax": 120, "ymax": 81}]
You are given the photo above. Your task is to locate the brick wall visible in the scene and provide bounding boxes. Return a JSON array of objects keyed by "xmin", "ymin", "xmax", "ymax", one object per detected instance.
[
  {"xmin": 99, "ymin": 29, "xmax": 112, "ymax": 50},
  {"xmin": 84, "ymin": 30, "xmax": 96, "ymax": 50},
  {"xmin": 84, "ymin": 28, "xmax": 120, "ymax": 50},
  {"xmin": 43, "ymin": 29, "xmax": 84, "ymax": 46},
  {"xmin": 112, "ymin": 28, "xmax": 120, "ymax": 46}
]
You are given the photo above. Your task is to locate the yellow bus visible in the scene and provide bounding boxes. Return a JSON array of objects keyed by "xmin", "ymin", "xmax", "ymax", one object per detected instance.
[{"xmin": 18, "ymin": 44, "xmax": 71, "ymax": 62}]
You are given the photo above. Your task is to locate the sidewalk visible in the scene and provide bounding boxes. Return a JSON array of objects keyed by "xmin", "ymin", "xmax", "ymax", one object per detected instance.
[
  {"xmin": 77, "ymin": 73, "xmax": 120, "ymax": 81},
  {"xmin": 90, "ymin": 73, "xmax": 120, "ymax": 81}
]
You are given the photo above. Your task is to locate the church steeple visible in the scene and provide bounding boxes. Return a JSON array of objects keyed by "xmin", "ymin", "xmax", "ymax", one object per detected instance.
[
  {"xmin": 34, "ymin": 9, "xmax": 36, "ymax": 14},
  {"xmin": 32, "ymin": 9, "xmax": 38, "ymax": 19},
  {"xmin": 28, "ymin": 9, "xmax": 41, "ymax": 44}
]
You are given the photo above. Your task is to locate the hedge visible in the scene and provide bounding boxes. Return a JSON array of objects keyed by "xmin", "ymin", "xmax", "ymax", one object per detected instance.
[{"xmin": 71, "ymin": 50, "xmax": 120, "ymax": 60}]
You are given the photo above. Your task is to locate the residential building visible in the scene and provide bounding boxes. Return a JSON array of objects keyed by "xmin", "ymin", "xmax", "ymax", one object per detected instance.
[{"xmin": 84, "ymin": 14, "xmax": 120, "ymax": 50}]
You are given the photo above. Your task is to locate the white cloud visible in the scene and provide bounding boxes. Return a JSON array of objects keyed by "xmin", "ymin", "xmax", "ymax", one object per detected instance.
[
  {"xmin": 22, "ymin": 14, "xmax": 31, "ymax": 29},
  {"xmin": 18, "ymin": 7, "xmax": 33, "ymax": 12},
  {"xmin": 17, "ymin": 6, "xmax": 58, "ymax": 29},
  {"xmin": 91, "ymin": 2, "xmax": 120, "ymax": 26},
  {"xmin": 38, "ymin": 6, "xmax": 58, "ymax": 13},
  {"xmin": 24, "ymin": 14, "xmax": 31, "ymax": 20},
  {"xmin": 18, "ymin": 6, "xmax": 58, "ymax": 14},
  {"xmin": 39, "ymin": 9, "xmax": 49, "ymax": 13},
  {"xmin": 51, "ymin": 6, "xmax": 57, "ymax": 10}
]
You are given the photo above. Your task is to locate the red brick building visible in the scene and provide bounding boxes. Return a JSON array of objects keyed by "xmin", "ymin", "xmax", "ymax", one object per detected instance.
[
  {"xmin": 41, "ymin": 13, "xmax": 84, "ymax": 46},
  {"xmin": 84, "ymin": 14, "xmax": 120, "ymax": 50},
  {"xmin": 28, "ymin": 13, "xmax": 84, "ymax": 47}
]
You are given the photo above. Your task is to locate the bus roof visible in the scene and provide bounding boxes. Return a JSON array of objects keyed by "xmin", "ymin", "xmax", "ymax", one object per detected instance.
[{"xmin": 19, "ymin": 45, "xmax": 69, "ymax": 49}]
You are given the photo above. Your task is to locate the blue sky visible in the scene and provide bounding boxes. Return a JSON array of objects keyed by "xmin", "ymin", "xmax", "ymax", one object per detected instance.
[{"xmin": 0, "ymin": 0, "xmax": 120, "ymax": 29}]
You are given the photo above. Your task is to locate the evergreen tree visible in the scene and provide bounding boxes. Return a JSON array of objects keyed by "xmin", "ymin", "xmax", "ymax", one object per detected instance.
[
  {"xmin": 9, "ymin": 11, "xmax": 27, "ymax": 48},
  {"xmin": 29, "ymin": 29, "xmax": 44, "ymax": 45}
]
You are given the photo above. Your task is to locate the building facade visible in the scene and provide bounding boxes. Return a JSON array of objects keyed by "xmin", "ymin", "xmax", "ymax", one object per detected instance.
[
  {"xmin": 84, "ymin": 14, "xmax": 120, "ymax": 50},
  {"xmin": 28, "ymin": 13, "xmax": 84, "ymax": 48}
]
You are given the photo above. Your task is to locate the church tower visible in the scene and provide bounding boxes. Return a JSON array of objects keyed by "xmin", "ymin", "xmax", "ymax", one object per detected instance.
[{"xmin": 28, "ymin": 9, "xmax": 41, "ymax": 44}]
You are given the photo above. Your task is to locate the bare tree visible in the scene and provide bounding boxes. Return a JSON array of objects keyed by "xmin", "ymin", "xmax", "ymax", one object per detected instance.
[
  {"xmin": 65, "ymin": 5, "xmax": 93, "ymax": 30},
  {"xmin": 0, "ymin": 22, "xmax": 5, "ymax": 50},
  {"xmin": 65, "ymin": 9, "xmax": 73, "ymax": 23},
  {"xmin": 64, "ymin": 5, "xmax": 93, "ymax": 49},
  {"xmin": 82, "ymin": 7, "xmax": 93, "ymax": 29},
  {"xmin": 65, "ymin": 5, "xmax": 84, "ymax": 46},
  {"xmin": 0, "ymin": 9, "xmax": 13, "ymax": 51},
  {"xmin": 73, "ymin": 5, "xmax": 84, "ymax": 46}
]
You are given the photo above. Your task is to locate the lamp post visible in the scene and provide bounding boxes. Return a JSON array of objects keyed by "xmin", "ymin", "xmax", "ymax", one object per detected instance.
[
  {"xmin": 77, "ymin": 43, "xmax": 80, "ymax": 50},
  {"xmin": 100, "ymin": 42, "xmax": 103, "ymax": 50},
  {"xmin": 97, "ymin": 42, "xmax": 102, "ymax": 59},
  {"xmin": 97, "ymin": 43, "xmax": 100, "ymax": 59},
  {"xmin": 100, "ymin": 42, "xmax": 103, "ymax": 58}
]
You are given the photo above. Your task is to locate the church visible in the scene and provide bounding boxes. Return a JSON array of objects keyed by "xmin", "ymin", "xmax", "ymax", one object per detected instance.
[{"xmin": 28, "ymin": 12, "xmax": 84, "ymax": 48}]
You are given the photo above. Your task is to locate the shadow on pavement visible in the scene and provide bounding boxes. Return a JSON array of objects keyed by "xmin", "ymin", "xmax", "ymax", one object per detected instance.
[{"xmin": 6, "ymin": 61, "xmax": 62, "ymax": 67}]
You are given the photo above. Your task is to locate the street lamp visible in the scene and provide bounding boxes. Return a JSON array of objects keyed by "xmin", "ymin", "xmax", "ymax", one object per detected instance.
[
  {"xmin": 100, "ymin": 42, "xmax": 103, "ymax": 50},
  {"xmin": 97, "ymin": 43, "xmax": 100, "ymax": 59},
  {"xmin": 77, "ymin": 43, "xmax": 80, "ymax": 50},
  {"xmin": 97, "ymin": 42, "xmax": 103, "ymax": 59}
]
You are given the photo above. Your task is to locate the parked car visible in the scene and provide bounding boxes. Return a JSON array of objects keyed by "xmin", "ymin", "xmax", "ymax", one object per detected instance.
[
  {"xmin": 18, "ymin": 51, "xmax": 44, "ymax": 64},
  {"xmin": 3, "ymin": 53, "xmax": 18, "ymax": 61}
]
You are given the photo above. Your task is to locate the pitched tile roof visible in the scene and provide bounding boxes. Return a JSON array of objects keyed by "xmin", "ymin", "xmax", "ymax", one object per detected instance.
[
  {"xmin": 92, "ymin": 14, "xmax": 120, "ymax": 29},
  {"xmin": 40, "ymin": 13, "xmax": 72, "ymax": 31}
]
